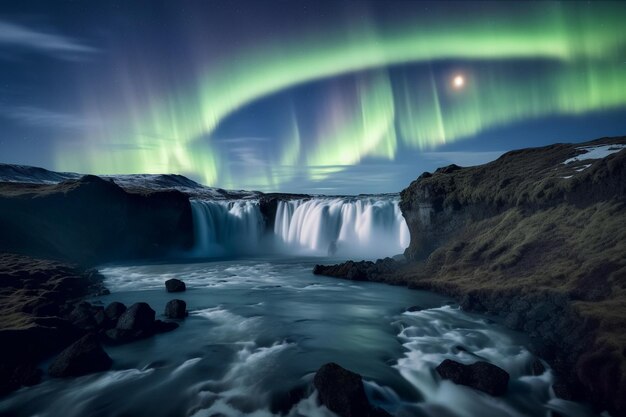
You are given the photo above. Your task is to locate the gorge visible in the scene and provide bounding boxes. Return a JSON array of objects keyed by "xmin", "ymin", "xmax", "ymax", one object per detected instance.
[{"xmin": 0, "ymin": 136, "xmax": 624, "ymax": 417}]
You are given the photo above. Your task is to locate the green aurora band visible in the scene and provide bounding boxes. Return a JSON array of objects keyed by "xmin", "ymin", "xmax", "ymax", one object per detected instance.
[{"xmin": 55, "ymin": 2, "xmax": 626, "ymax": 189}]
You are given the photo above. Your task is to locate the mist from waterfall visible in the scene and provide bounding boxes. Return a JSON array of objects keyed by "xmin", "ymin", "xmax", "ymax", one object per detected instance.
[{"xmin": 190, "ymin": 197, "xmax": 410, "ymax": 258}]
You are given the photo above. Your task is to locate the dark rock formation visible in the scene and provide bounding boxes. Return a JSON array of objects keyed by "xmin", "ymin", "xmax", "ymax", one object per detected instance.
[
  {"xmin": 48, "ymin": 334, "xmax": 112, "ymax": 377},
  {"xmin": 0, "ymin": 174, "xmax": 193, "ymax": 265},
  {"xmin": 105, "ymin": 302, "xmax": 157, "ymax": 343},
  {"xmin": 436, "ymin": 359, "xmax": 509, "ymax": 396},
  {"xmin": 0, "ymin": 254, "xmax": 104, "ymax": 394},
  {"xmin": 165, "ymin": 299, "xmax": 187, "ymax": 319},
  {"xmin": 165, "ymin": 278, "xmax": 186, "ymax": 292},
  {"xmin": 313, "ymin": 137, "xmax": 626, "ymax": 416},
  {"xmin": 104, "ymin": 302, "xmax": 127, "ymax": 322},
  {"xmin": 116, "ymin": 302, "xmax": 155, "ymax": 331},
  {"xmin": 399, "ymin": 137, "xmax": 626, "ymax": 262},
  {"xmin": 313, "ymin": 258, "xmax": 399, "ymax": 282},
  {"xmin": 105, "ymin": 302, "xmax": 179, "ymax": 343},
  {"xmin": 313, "ymin": 363, "xmax": 391, "ymax": 417},
  {"xmin": 68, "ymin": 301, "xmax": 102, "ymax": 330}
]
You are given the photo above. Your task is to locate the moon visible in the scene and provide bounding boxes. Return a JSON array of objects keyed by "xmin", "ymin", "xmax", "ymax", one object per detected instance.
[{"xmin": 453, "ymin": 74, "xmax": 465, "ymax": 89}]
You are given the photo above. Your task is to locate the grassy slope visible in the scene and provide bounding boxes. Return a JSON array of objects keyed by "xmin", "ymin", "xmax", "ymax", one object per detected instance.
[{"xmin": 393, "ymin": 137, "xmax": 626, "ymax": 415}]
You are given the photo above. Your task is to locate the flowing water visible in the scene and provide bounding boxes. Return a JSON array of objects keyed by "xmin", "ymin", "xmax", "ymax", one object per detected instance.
[
  {"xmin": 191, "ymin": 197, "xmax": 410, "ymax": 258},
  {"xmin": 0, "ymin": 197, "xmax": 602, "ymax": 416},
  {"xmin": 0, "ymin": 257, "xmax": 599, "ymax": 417}
]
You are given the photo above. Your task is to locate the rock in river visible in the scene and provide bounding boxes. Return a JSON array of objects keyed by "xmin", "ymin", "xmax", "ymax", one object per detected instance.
[
  {"xmin": 48, "ymin": 334, "xmax": 112, "ymax": 377},
  {"xmin": 313, "ymin": 362, "xmax": 391, "ymax": 417},
  {"xmin": 436, "ymin": 359, "xmax": 510, "ymax": 396},
  {"xmin": 165, "ymin": 299, "xmax": 187, "ymax": 319},
  {"xmin": 116, "ymin": 302, "xmax": 155, "ymax": 331},
  {"xmin": 165, "ymin": 278, "xmax": 186, "ymax": 292}
]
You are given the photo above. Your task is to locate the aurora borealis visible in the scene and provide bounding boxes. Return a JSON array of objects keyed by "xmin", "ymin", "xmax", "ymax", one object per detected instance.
[{"xmin": 1, "ymin": 1, "xmax": 625, "ymax": 193}]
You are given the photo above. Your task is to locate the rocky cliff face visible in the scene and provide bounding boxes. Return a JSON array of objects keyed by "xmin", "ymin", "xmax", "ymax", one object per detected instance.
[
  {"xmin": 314, "ymin": 137, "xmax": 626, "ymax": 416},
  {"xmin": 400, "ymin": 137, "xmax": 626, "ymax": 261},
  {"xmin": 397, "ymin": 137, "xmax": 626, "ymax": 416},
  {"xmin": 0, "ymin": 253, "xmax": 107, "ymax": 394},
  {"xmin": 0, "ymin": 175, "xmax": 194, "ymax": 265}
]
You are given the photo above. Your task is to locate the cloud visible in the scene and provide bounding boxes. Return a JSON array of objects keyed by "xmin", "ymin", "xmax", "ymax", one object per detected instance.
[
  {"xmin": 0, "ymin": 105, "xmax": 92, "ymax": 129},
  {"xmin": 0, "ymin": 20, "xmax": 98, "ymax": 60}
]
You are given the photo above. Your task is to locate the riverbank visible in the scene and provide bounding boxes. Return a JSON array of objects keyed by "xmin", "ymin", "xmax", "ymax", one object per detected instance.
[
  {"xmin": 315, "ymin": 136, "xmax": 626, "ymax": 416},
  {"xmin": 0, "ymin": 253, "xmax": 107, "ymax": 394}
]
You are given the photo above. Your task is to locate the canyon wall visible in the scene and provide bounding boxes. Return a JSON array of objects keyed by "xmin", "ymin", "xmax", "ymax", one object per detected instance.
[{"xmin": 0, "ymin": 175, "xmax": 194, "ymax": 265}]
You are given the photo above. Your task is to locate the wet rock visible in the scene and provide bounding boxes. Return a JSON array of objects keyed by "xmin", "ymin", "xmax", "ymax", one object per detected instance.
[
  {"xmin": 154, "ymin": 320, "xmax": 179, "ymax": 333},
  {"xmin": 165, "ymin": 278, "xmax": 186, "ymax": 292},
  {"xmin": 0, "ymin": 362, "xmax": 42, "ymax": 395},
  {"xmin": 313, "ymin": 362, "xmax": 392, "ymax": 417},
  {"xmin": 436, "ymin": 359, "xmax": 509, "ymax": 396},
  {"xmin": 552, "ymin": 380, "xmax": 576, "ymax": 401},
  {"xmin": 68, "ymin": 301, "xmax": 99, "ymax": 330},
  {"xmin": 104, "ymin": 328, "xmax": 134, "ymax": 344},
  {"xmin": 531, "ymin": 358, "xmax": 546, "ymax": 376},
  {"xmin": 406, "ymin": 305, "xmax": 424, "ymax": 312},
  {"xmin": 164, "ymin": 299, "xmax": 187, "ymax": 319},
  {"xmin": 116, "ymin": 302, "xmax": 155, "ymax": 331},
  {"xmin": 48, "ymin": 334, "xmax": 112, "ymax": 377},
  {"xmin": 104, "ymin": 301, "xmax": 127, "ymax": 322},
  {"xmin": 313, "ymin": 259, "xmax": 399, "ymax": 283},
  {"xmin": 270, "ymin": 384, "xmax": 309, "ymax": 415}
]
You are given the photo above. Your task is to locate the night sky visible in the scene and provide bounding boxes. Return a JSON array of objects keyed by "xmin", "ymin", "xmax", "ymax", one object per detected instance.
[{"xmin": 1, "ymin": 1, "xmax": 625, "ymax": 194}]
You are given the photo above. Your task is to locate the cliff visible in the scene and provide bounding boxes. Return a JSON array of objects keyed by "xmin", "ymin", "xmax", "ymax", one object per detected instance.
[
  {"xmin": 316, "ymin": 136, "xmax": 626, "ymax": 416},
  {"xmin": 0, "ymin": 175, "xmax": 194, "ymax": 265}
]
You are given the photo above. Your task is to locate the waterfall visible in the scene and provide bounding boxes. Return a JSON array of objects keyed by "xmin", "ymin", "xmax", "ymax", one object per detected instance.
[
  {"xmin": 190, "ymin": 200, "xmax": 265, "ymax": 256},
  {"xmin": 274, "ymin": 198, "xmax": 410, "ymax": 258},
  {"xmin": 191, "ymin": 197, "xmax": 410, "ymax": 258}
]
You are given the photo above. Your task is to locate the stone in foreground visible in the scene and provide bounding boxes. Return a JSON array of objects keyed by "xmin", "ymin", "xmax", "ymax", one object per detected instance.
[
  {"xmin": 165, "ymin": 278, "xmax": 186, "ymax": 292},
  {"xmin": 313, "ymin": 362, "xmax": 391, "ymax": 417},
  {"xmin": 165, "ymin": 299, "xmax": 187, "ymax": 319},
  {"xmin": 436, "ymin": 359, "xmax": 509, "ymax": 396},
  {"xmin": 116, "ymin": 302, "xmax": 155, "ymax": 331},
  {"xmin": 48, "ymin": 334, "xmax": 112, "ymax": 377},
  {"xmin": 104, "ymin": 301, "xmax": 127, "ymax": 322}
]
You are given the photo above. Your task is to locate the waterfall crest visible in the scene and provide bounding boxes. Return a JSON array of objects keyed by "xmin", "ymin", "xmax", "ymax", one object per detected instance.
[{"xmin": 191, "ymin": 197, "xmax": 409, "ymax": 258}]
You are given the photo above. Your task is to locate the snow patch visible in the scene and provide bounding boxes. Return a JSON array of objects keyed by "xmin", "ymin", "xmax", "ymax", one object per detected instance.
[{"xmin": 563, "ymin": 144, "xmax": 626, "ymax": 165}]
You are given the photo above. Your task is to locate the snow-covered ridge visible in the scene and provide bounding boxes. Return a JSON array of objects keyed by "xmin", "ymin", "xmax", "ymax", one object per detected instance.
[{"xmin": 0, "ymin": 163, "xmax": 260, "ymax": 199}]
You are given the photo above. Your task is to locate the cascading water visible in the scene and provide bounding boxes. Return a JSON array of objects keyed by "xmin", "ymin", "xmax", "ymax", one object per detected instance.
[
  {"xmin": 191, "ymin": 197, "xmax": 410, "ymax": 258},
  {"xmin": 274, "ymin": 198, "xmax": 410, "ymax": 257},
  {"xmin": 190, "ymin": 200, "xmax": 265, "ymax": 256}
]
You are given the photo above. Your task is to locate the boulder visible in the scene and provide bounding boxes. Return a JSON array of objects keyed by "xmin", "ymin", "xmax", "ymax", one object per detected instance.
[
  {"xmin": 104, "ymin": 328, "xmax": 135, "ymax": 344},
  {"xmin": 406, "ymin": 305, "xmax": 424, "ymax": 312},
  {"xmin": 164, "ymin": 299, "xmax": 187, "ymax": 319},
  {"xmin": 436, "ymin": 359, "xmax": 509, "ymax": 396},
  {"xmin": 313, "ymin": 363, "xmax": 391, "ymax": 417},
  {"xmin": 116, "ymin": 302, "xmax": 155, "ymax": 331},
  {"xmin": 48, "ymin": 334, "xmax": 112, "ymax": 377},
  {"xmin": 68, "ymin": 301, "xmax": 99, "ymax": 330},
  {"xmin": 104, "ymin": 302, "xmax": 127, "ymax": 322},
  {"xmin": 165, "ymin": 278, "xmax": 186, "ymax": 292}
]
